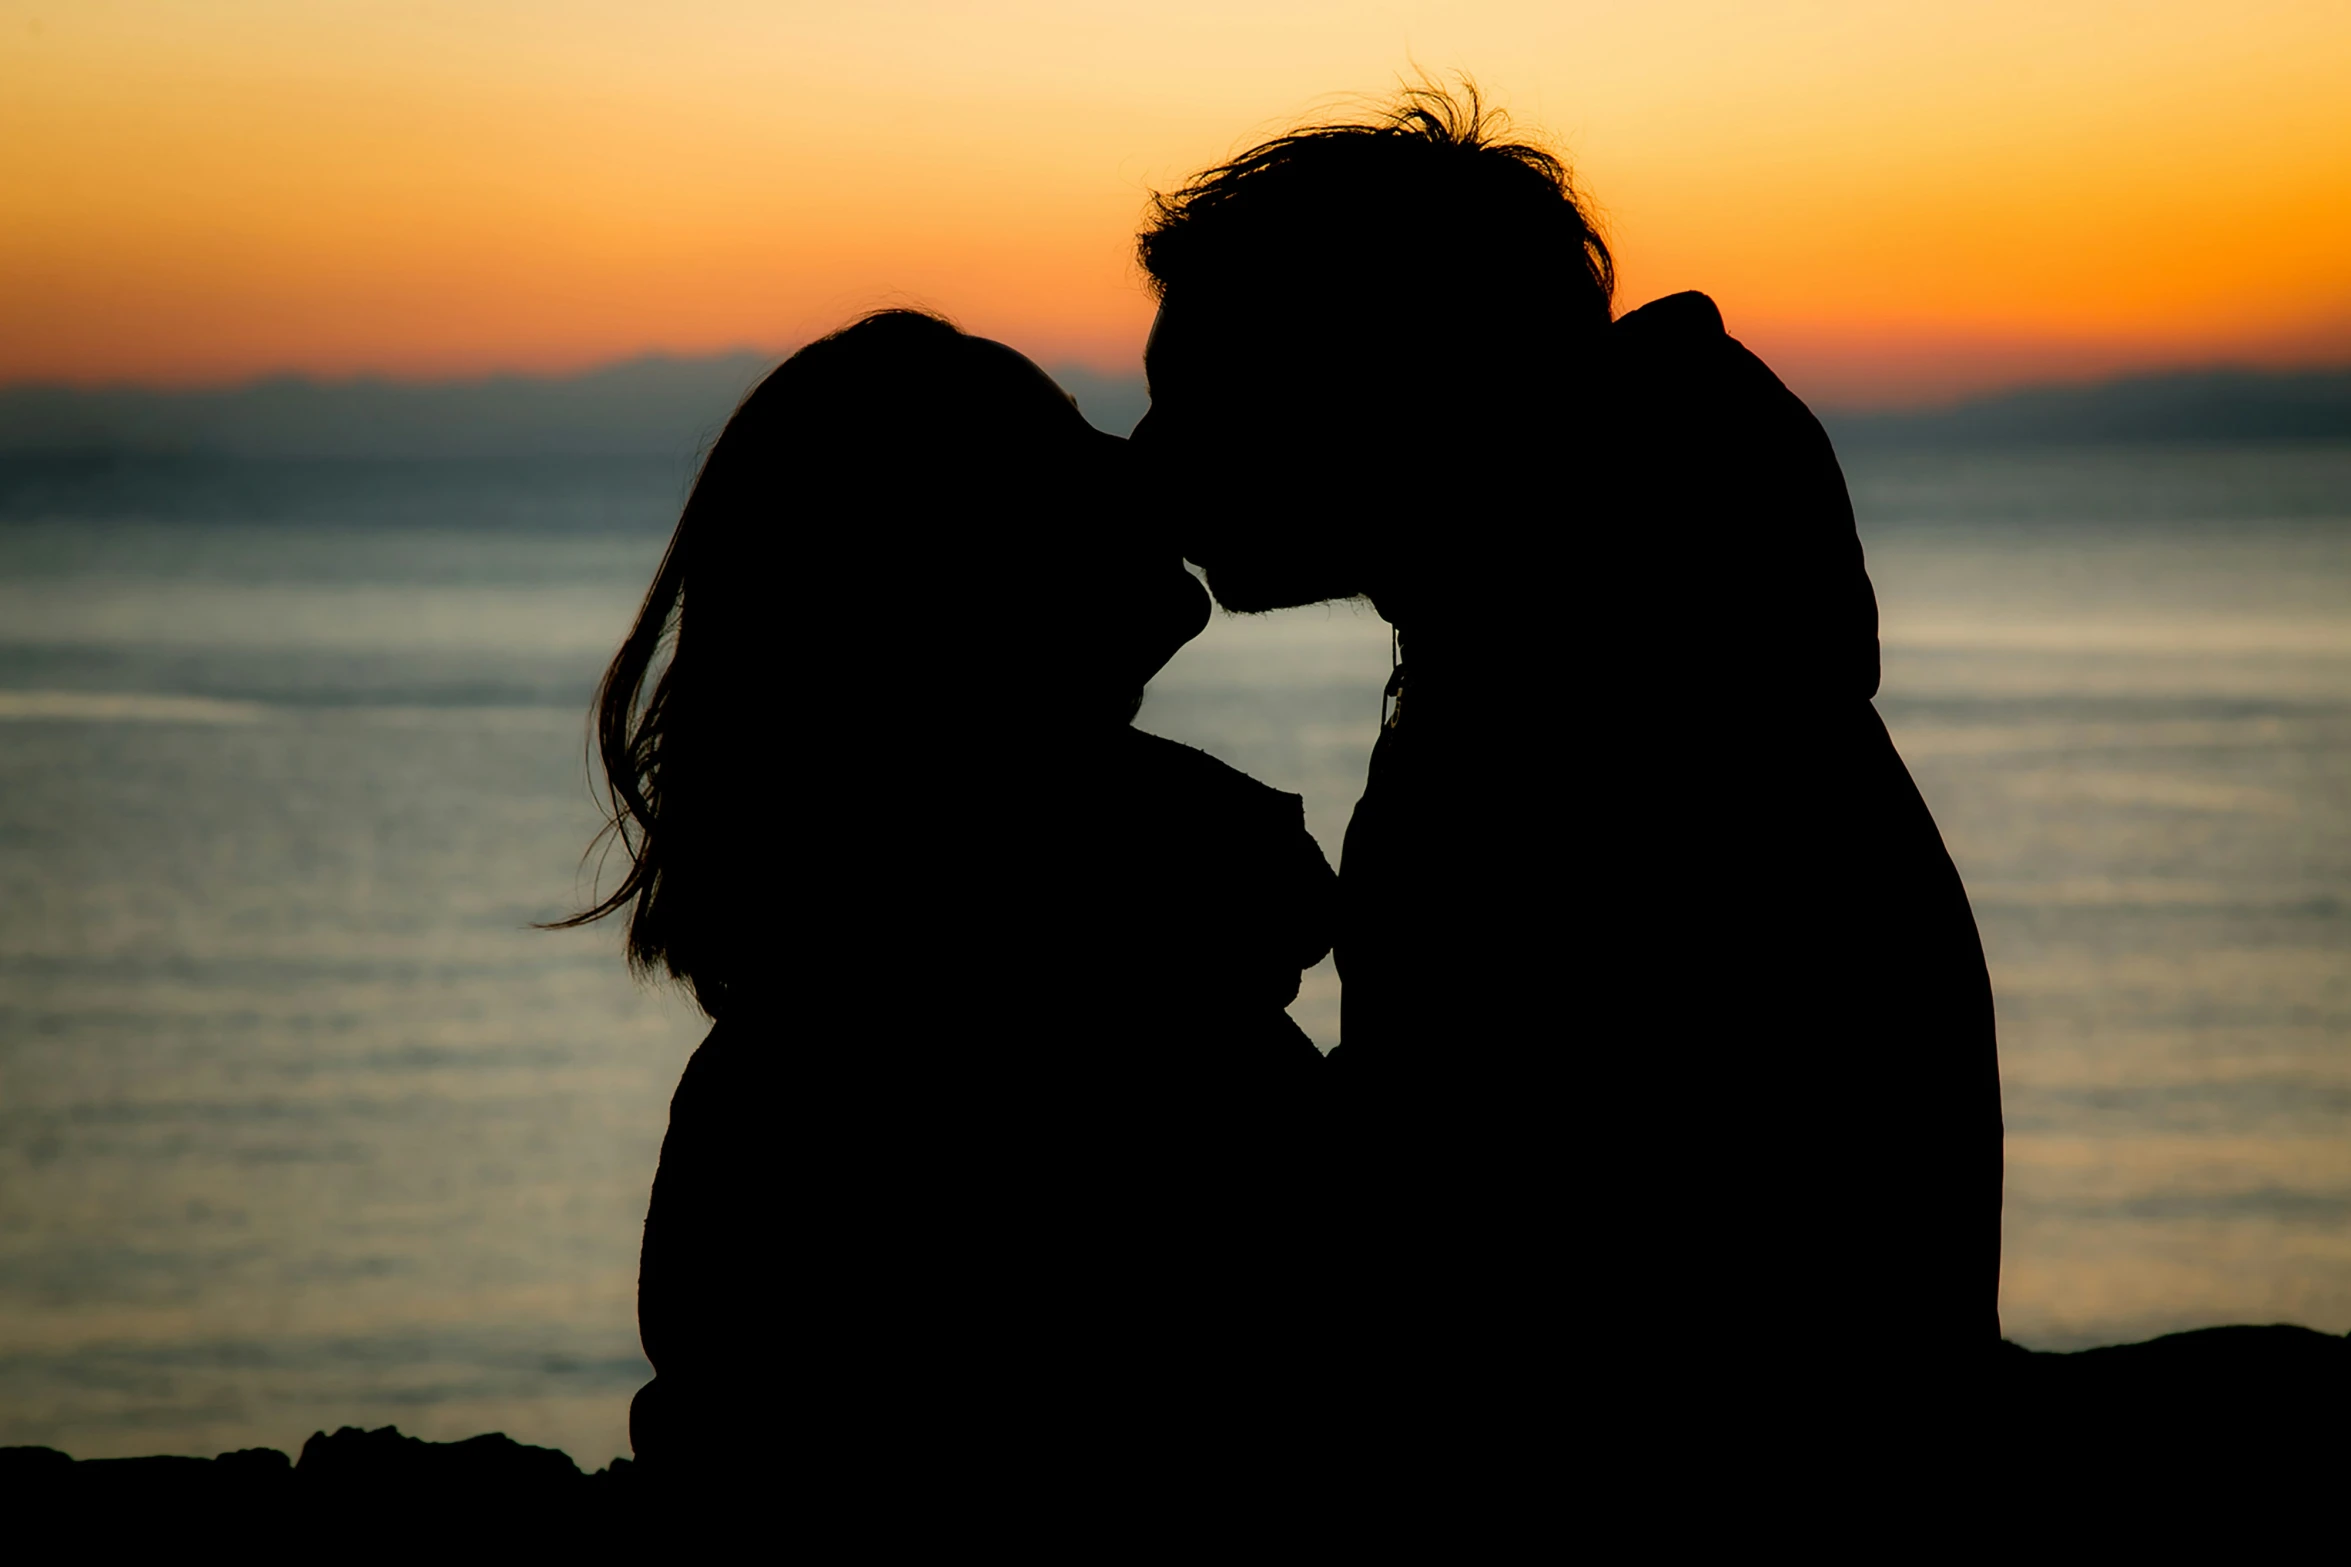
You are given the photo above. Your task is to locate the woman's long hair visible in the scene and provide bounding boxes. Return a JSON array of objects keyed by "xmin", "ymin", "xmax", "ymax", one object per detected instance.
[{"xmin": 552, "ymin": 309, "xmax": 1114, "ymax": 1018}]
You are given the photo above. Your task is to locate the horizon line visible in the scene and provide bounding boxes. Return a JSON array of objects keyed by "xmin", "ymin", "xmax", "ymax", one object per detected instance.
[{"xmin": 7, "ymin": 344, "xmax": 2351, "ymax": 419}]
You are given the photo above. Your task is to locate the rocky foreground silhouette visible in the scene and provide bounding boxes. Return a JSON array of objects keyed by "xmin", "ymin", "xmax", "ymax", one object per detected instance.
[{"xmin": 5, "ymin": 1326, "xmax": 2344, "ymax": 1533}]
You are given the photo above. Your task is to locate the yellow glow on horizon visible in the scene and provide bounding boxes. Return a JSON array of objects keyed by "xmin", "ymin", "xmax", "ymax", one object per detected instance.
[{"xmin": 3, "ymin": 1, "xmax": 2348, "ymax": 404}]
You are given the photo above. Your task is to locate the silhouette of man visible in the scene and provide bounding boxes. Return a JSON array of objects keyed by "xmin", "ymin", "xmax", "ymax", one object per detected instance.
[{"xmin": 1130, "ymin": 90, "xmax": 2001, "ymax": 1455}]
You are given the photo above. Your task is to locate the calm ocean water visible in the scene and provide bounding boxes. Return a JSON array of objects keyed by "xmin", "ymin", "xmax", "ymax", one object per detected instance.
[{"xmin": 2, "ymin": 443, "xmax": 2346, "ymax": 1463}]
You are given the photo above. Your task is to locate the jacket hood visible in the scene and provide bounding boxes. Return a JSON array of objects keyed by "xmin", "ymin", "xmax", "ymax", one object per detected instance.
[{"xmin": 1592, "ymin": 292, "xmax": 1881, "ymax": 704}]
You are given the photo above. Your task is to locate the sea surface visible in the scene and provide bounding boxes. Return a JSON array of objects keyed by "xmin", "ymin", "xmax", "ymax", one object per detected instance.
[{"xmin": 2, "ymin": 443, "xmax": 2346, "ymax": 1464}]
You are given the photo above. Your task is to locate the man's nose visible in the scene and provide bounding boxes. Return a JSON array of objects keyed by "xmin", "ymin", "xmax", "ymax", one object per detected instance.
[{"xmin": 1127, "ymin": 406, "xmax": 1157, "ymax": 448}]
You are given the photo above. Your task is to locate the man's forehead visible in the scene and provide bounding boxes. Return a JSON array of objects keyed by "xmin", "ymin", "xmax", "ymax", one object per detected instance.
[{"xmin": 1145, "ymin": 290, "xmax": 1338, "ymax": 376}]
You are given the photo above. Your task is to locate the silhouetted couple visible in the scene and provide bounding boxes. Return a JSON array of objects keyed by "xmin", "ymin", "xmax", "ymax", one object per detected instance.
[{"xmin": 570, "ymin": 89, "xmax": 2000, "ymax": 1516}]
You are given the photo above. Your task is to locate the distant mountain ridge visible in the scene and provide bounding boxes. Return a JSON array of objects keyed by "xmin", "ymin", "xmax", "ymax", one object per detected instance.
[
  {"xmin": 0, "ymin": 356, "xmax": 1154, "ymax": 459},
  {"xmin": 0, "ymin": 354, "xmax": 778, "ymax": 461},
  {"xmin": 1820, "ymin": 364, "xmax": 2351, "ymax": 448},
  {"xmin": 2, "ymin": 356, "xmax": 2345, "ymax": 459}
]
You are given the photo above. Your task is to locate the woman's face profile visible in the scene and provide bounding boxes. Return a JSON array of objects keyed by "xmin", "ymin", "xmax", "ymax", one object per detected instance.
[{"xmin": 947, "ymin": 336, "xmax": 1209, "ymax": 698}]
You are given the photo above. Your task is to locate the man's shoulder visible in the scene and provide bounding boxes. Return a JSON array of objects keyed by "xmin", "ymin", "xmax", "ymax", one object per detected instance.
[
  {"xmin": 1611, "ymin": 291, "xmax": 1792, "ymax": 386},
  {"xmin": 1608, "ymin": 289, "xmax": 1817, "ymax": 425},
  {"xmin": 1613, "ymin": 290, "xmax": 1726, "ymax": 340}
]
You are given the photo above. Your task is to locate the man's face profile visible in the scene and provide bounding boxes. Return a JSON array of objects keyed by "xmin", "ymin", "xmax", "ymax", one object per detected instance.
[{"xmin": 1134, "ymin": 294, "xmax": 1376, "ymax": 615}]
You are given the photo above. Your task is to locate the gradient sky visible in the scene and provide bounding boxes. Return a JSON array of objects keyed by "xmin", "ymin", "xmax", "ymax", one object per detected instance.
[{"xmin": 5, "ymin": 1, "xmax": 2349, "ymax": 405}]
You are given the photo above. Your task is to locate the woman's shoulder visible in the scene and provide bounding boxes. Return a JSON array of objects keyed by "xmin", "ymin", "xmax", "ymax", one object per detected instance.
[
  {"xmin": 1106, "ymin": 728, "xmax": 1336, "ymax": 979},
  {"xmin": 1112, "ymin": 726, "xmax": 1305, "ymax": 821},
  {"xmin": 1109, "ymin": 727, "xmax": 1333, "ymax": 922},
  {"xmin": 666, "ymin": 1013, "xmax": 786, "ymax": 1116}
]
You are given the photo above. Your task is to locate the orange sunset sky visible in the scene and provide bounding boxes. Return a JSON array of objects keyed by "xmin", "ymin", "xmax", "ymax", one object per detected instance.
[{"xmin": 4, "ymin": 1, "xmax": 2349, "ymax": 407}]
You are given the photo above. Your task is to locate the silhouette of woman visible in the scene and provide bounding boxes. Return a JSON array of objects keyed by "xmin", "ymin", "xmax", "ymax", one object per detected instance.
[{"xmin": 559, "ymin": 310, "xmax": 1336, "ymax": 1499}]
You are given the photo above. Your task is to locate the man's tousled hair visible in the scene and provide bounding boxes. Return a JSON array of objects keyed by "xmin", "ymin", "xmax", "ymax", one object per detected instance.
[{"xmin": 1137, "ymin": 82, "xmax": 1614, "ymax": 332}]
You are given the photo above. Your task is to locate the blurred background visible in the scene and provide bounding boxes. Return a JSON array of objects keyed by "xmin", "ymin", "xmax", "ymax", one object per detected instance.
[{"xmin": 3, "ymin": 2, "xmax": 2346, "ymax": 1466}]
